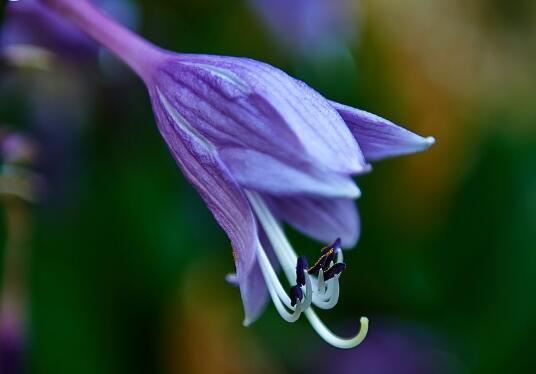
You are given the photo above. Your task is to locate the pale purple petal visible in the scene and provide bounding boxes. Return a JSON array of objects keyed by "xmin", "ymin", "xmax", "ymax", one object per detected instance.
[
  {"xmin": 153, "ymin": 54, "xmax": 368, "ymax": 178},
  {"xmin": 225, "ymin": 271, "xmax": 267, "ymax": 324},
  {"xmin": 237, "ymin": 259, "xmax": 268, "ymax": 326},
  {"xmin": 220, "ymin": 147, "xmax": 361, "ymax": 198},
  {"xmin": 225, "ymin": 228, "xmax": 278, "ymax": 325},
  {"xmin": 150, "ymin": 87, "xmax": 257, "ymax": 280},
  {"xmin": 264, "ymin": 194, "xmax": 360, "ymax": 248},
  {"xmin": 331, "ymin": 101, "xmax": 435, "ymax": 161}
]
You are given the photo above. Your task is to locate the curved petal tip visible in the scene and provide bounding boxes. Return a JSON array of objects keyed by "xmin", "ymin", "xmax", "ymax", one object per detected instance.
[{"xmin": 424, "ymin": 136, "xmax": 436, "ymax": 146}]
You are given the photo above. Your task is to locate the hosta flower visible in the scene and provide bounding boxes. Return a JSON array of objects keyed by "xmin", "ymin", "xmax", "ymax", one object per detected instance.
[{"xmin": 37, "ymin": 0, "xmax": 434, "ymax": 348}]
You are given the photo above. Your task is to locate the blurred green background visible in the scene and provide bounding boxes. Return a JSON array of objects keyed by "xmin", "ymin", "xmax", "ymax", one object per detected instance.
[{"xmin": 1, "ymin": 0, "xmax": 535, "ymax": 373}]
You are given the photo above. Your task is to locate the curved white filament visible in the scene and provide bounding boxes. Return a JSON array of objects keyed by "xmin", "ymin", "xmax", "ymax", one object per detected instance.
[
  {"xmin": 256, "ymin": 240, "xmax": 302, "ymax": 322},
  {"xmin": 255, "ymin": 240, "xmax": 296, "ymax": 310},
  {"xmin": 312, "ymin": 277, "xmax": 340, "ymax": 309},
  {"xmin": 317, "ymin": 269, "xmax": 326, "ymax": 293},
  {"xmin": 301, "ymin": 270, "xmax": 313, "ymax": 310},
  {"xmin": 246, "ymin": 191, "xmax": 296, "ymax": 278},
  {"xmin": 304, "ymin": 309, "xmax": 369, "ymax": 349}
]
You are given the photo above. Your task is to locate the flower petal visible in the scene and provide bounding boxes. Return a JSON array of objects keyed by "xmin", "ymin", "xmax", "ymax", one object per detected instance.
[
  {"xmin": 264, "ymin": 194, "xmax": 360, "ymax": 248},
  {"xmin": 220, "ymin": 147, "xmax": 361, "ymax": 198},
  {"xmin": 151, "ymin": 87, "xmax": 257, "ymax": 281},
  {"xmin": 226, "ymin": 226, "xmax": 283, "ymax": 325},
  {"xmin": 153, "ymin": 54, "xmax": 368, "ymax": 178},
  {"xmin": 226, "ymin": 258, "xmax": 269, "ymax": 326},
  {"xmin": 331, "ymin": 101, "xmax": 435, "ymax": 161}
]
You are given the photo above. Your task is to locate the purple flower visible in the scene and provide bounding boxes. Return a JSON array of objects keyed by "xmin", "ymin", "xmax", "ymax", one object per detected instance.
[
  {"xmin": 1, "ymin": 0, "xmax": 138, "ymax": 63},
  {"xmin": 2, "ymin": 0, "xmax": 96, "ymax": 62},
  {"xmin": 37, "ymin": 0, "xmax": 434, "ymax": 348},
  {"xmin": 250, "ymin": 0, "xmax": 358, "ymax": 56}
]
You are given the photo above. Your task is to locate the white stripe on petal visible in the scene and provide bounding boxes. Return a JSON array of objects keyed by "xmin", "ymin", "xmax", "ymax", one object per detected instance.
[{"xmin": 157, "ymin": 88, "xmax": 215, "ymax": 151}]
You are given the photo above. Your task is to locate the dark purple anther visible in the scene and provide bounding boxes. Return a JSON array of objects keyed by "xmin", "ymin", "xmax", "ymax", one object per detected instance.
[
  {"xmin": 296, "ymin": 256, "xmax": 308, "ymax": 287},
  {"xmin": 320, "ymin": 239, "xmax": 341, "ymax": 270},
  {"xmin": 321, "ymin": 238, "xmax": 341, "ymax": 255},
  {"xmin": 324, "ymin": 263, "xmax": 346, "ymax": 281},
  {"xmin": 308, "ymin": 239, "xmax": 341, "ymax": 274},
  {"xmin": 307, "ymin": 254, "xmax": 329, "ymax": 275},
  {"xmin": 289, "ymin": 285, "xmax": 303, "ymax": 307}
]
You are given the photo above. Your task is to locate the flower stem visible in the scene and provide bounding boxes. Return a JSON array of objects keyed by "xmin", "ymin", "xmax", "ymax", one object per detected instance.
[{"xmin": 39, "ymin": 0, "xmax": 164, "ymax": 80}]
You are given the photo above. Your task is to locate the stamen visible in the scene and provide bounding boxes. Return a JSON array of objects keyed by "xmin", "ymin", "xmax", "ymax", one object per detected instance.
[
  {"xmin": 321, "ymin": 238, "xmax": 341, "ymax": 269},
  {"xmin": 301, "ymin": 268, "xmax": 313, "ymax": 310},
  {"xmin": 307, "ymin": 238, "xmax": 341, "ymax": 274},
  {"xmin": 255, "ymin": 239, "xmax": 296, "ymax": 310},
  {"xmin": 307, "ymin": 250, "xmax": 331, "ymax": 275},
  {"xmin": 317, "ymin": 269, "xmax": 325, "ymax": 293},
  {"xmin": 312, "ymin": 259, "xmax": 343, "ymax": 308},
  {"xmin": 304, "ymin": 309, "xmax": 369, "ymax": 349},
  {"xmin": 289, "ymin": 285, "xmax": 303, "ymax": 307},
  {"xmin": 265, "ymin": 280, "xmax": 302, "ymax": 323},
  {"xmin": 333, "ymin": 238, "xmax": 342, "ymax": 249},
  {"xmin": 296, "ymin": 256, "xmax": 308, "ymax": 287},
  {"xmin": 255, "ymin": 240, "xmax": 302, "ymax": 323},
  {"xmin": 246, "ymin": 191, "xmax": 296, "ymax": 277},
  {"xmin": 245, "ymin": 191, "xmax": 368, "ymax": 348},
  {"xmin": 337, "ymin": 246, "xmax": 344, "ymax": 263},
  {"xmin": 313, "ymin": 278, "xmax": 340, "ymax": 309},
  {"xmin": 308, "ymin": 254, "xmax": 343, "ymax": 307},
  {"xmin": 324, "ymin": 263, "xmax": 346, "ymax": 281}
]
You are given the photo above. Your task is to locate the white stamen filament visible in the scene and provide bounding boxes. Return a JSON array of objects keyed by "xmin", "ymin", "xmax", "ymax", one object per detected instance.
[
  {"xmin": 255, "ymin": 239, "xmax": 296, "ymax": 310},
  {"xmin": 301, "ymin": 265, "xmax": 313, "ymax": 310},
  {"xmin": 311, "ymin": 262, "xmax": 340, "ymax": 305},
  {"xmin": 247, "ymin": 191, "xmax": 344, "ymax": 308},
  {"xmin": 246, "ymin": 191, "xmax": 368, "ymax": 349},
  {"xmin": 255, "ymin": 239, "xmax": 302, "ymax": 322},
  {"xmin": 247, "ymin": 191, "xmax": 296, "ymax": 276},
  {"xmin": 317, "ymin": 269, "xmax": 325, "ymax": 292},
  {"xmin": 305, "ymin": 310, "xmax": 369, "ymax": 349},
  {"xmin": 313, "ymin": 277, "xmax": 340, "ymax": 309}
]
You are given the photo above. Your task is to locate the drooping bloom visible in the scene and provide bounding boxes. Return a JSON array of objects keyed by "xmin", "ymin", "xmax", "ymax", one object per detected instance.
[{"xmin": 37, "ymin": 0, "xmax": 434, "ymax": 348}]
